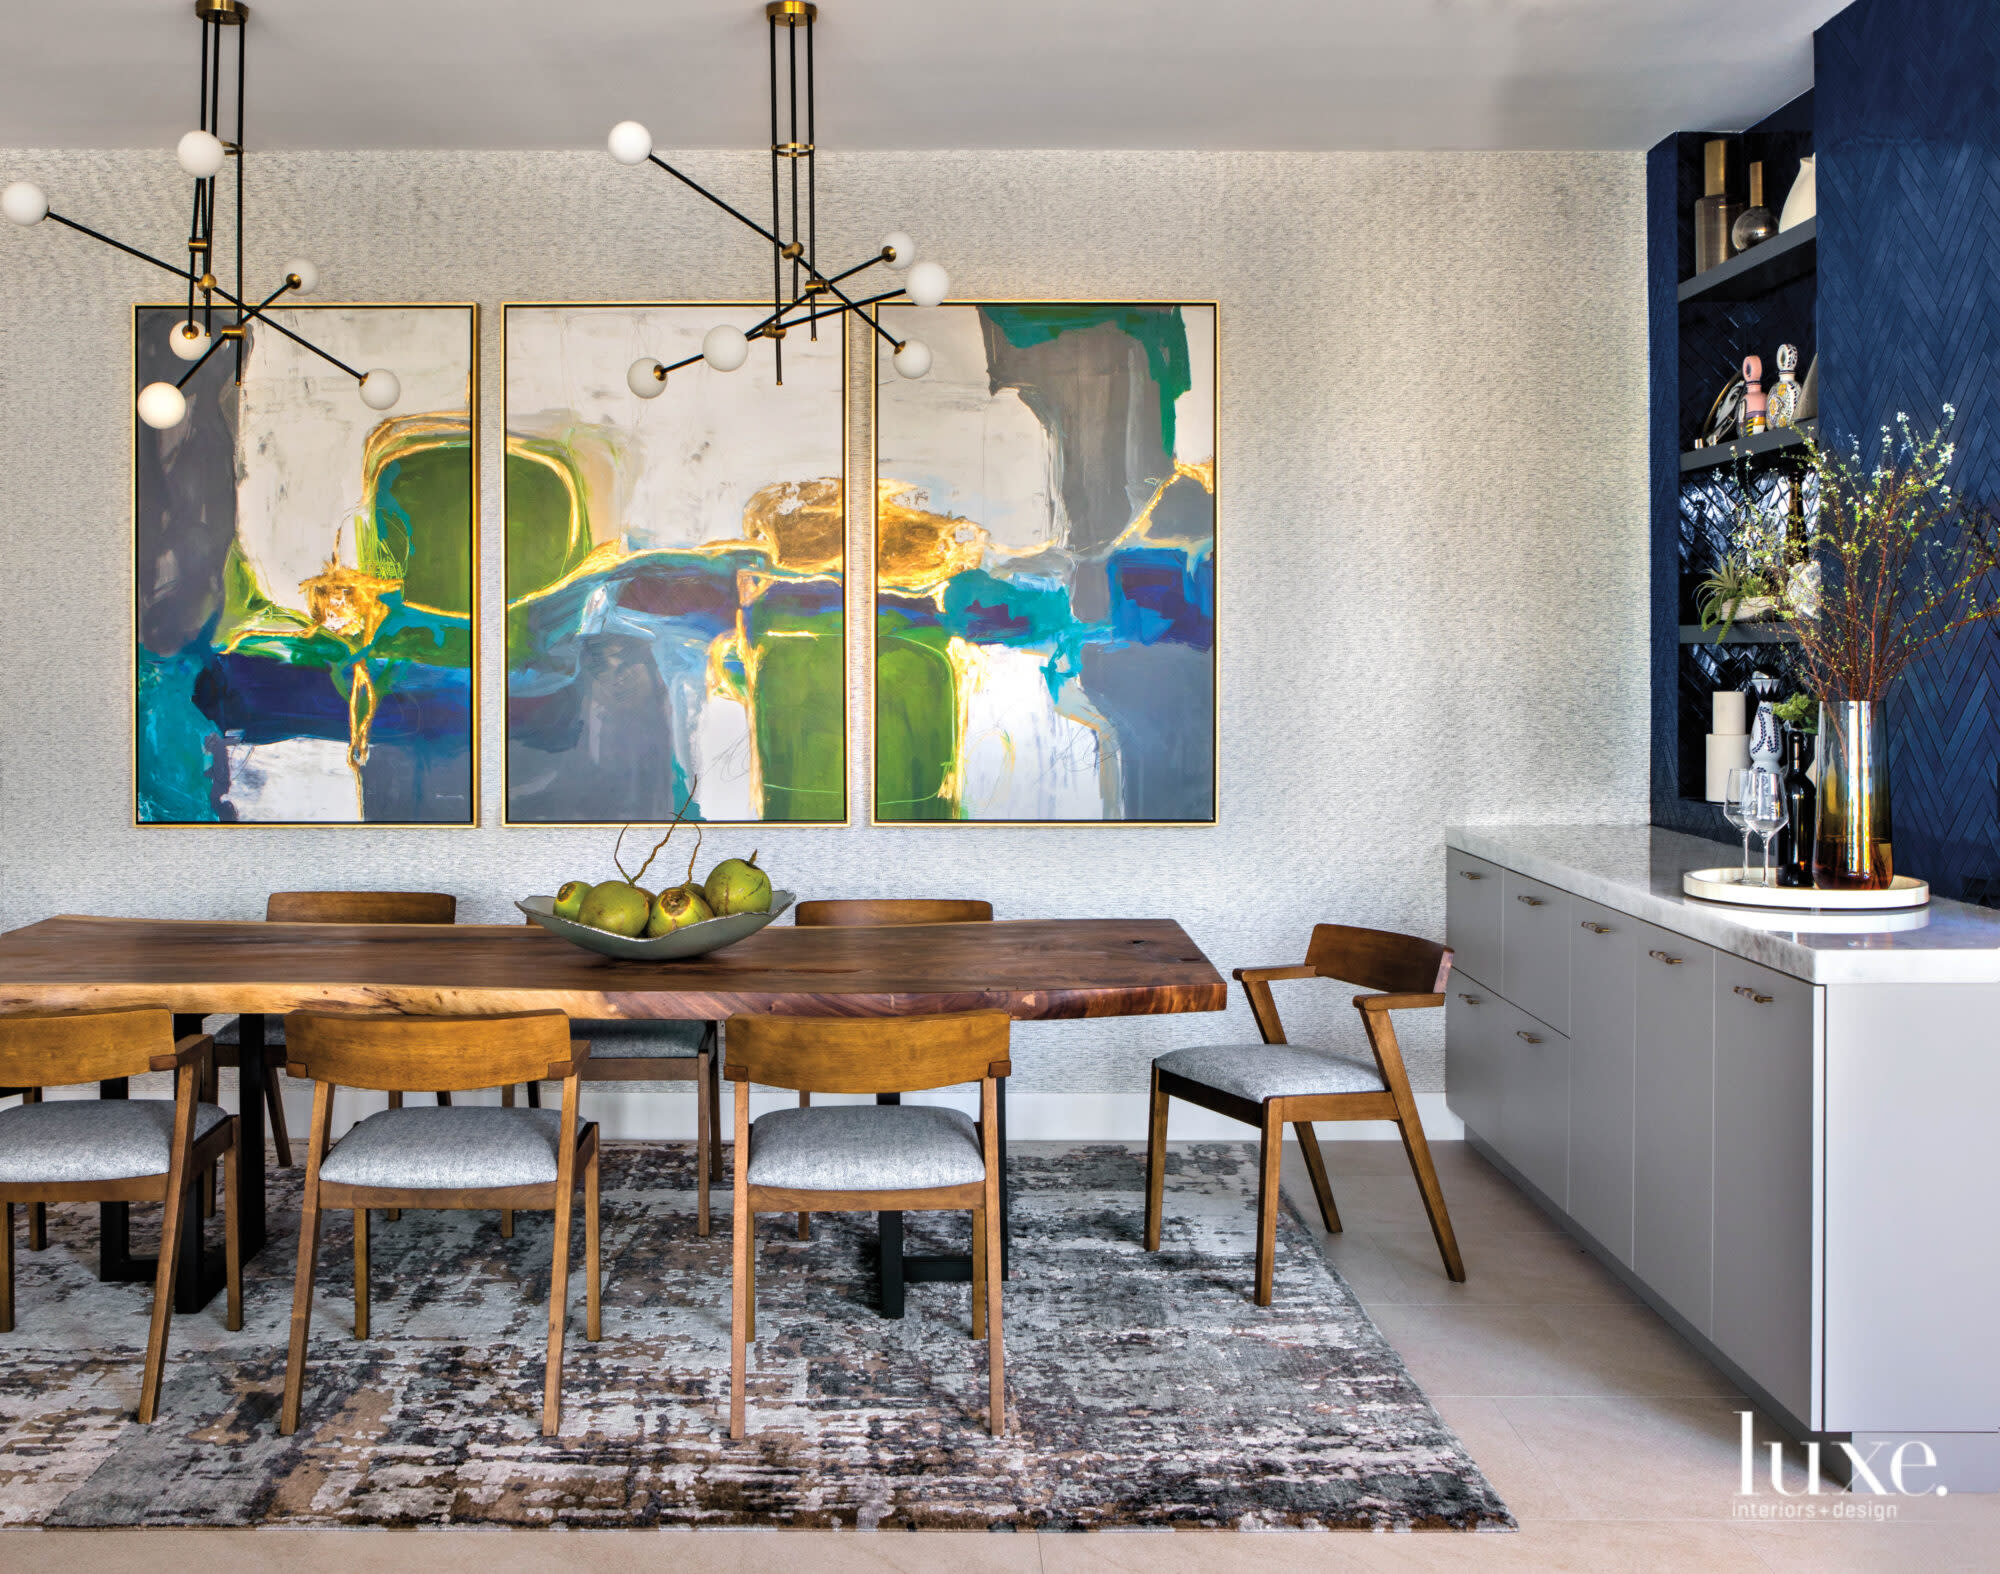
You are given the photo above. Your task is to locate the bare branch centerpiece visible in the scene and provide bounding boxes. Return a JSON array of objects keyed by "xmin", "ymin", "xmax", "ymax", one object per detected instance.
[{"xmin": 1734, "ymin": 409, "xmax": 2000, "ymax": 888}]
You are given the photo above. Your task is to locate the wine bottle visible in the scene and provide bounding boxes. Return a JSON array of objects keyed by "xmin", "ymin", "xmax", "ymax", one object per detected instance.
[{"xmin": 1777, "ymin": 728, "xmax": 1817, "ymax": 887}]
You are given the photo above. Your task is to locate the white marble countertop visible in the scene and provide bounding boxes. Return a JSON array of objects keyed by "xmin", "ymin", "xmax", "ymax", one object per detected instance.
[{"xmin": 1446, "ymin": 823, "xmax": 2000, "ymax": 985}]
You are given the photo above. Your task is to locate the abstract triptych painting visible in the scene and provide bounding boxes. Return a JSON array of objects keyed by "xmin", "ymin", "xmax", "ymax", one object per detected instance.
[
  {"xmin": 133, "ymin": 305, "xmax": 476, "ymax": 825},
  {"xmin": 502, "ymin": 305, "xmax": 847, "ymax": 825},
  {"xmin": 873, "ymin": 303, "xmax": 1217, "ymax": 823}
]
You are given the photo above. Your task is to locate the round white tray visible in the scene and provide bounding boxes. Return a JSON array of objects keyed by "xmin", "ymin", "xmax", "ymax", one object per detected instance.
[{"xmin": 1681, "ymin": 868, "xmax": 1929, "ymax": 911}]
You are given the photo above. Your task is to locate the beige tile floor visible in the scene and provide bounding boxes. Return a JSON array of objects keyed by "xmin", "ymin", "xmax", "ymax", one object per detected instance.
[{"xmin": 13, "ymin": 1140, "xmax": 1996, "ymax": 1571}]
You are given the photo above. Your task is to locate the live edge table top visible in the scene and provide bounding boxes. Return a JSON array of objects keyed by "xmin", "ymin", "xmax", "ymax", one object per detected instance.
[{"xmin": 0, "ymin": 915, "xmax": 1228, "ymax": 1021}]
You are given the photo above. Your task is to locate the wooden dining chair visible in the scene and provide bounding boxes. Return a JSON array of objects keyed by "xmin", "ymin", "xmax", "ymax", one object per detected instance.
[
  {"xmin": 0, "ymin": 1008, "xmax": 242, "ymax": 1421},
  {"xmin": 210, "ymin": 891, "xmax": 459, "ymax": 1167},
  {"xmin": 1146, "ymin": 924, "xmax": 1464, "ymax": 1305},
  {"xmin": 724, "ymin": 1010, "xmax": 1009, "ymax": 1438},
  {"xmin": 278, "ymin": 1010, "xmax": 599, "ymax": 1438}
]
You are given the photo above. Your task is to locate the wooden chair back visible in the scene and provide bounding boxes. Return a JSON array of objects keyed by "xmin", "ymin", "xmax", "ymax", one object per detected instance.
[
  {"xmin": 283, "ymin": 1011, "xmax": 580, "ymax": 1092},
  {"xmin": 0, "ymin": 1008, "xmax": 179, "ymax": 1088},
  {"xmin": 1305, "ymin": 924, "xmax": 1452, "ymax": 996},
  {"xmin": 267, "ymin": 891, "xmax": 457, "ymax": 925},
  {"xmin": 795, "ymin": 899, "xmax": 993, "ymax": 927},
  {"xmin": 724, "ymin": 1010, "xmax": 1011, "ymax": 1095}
]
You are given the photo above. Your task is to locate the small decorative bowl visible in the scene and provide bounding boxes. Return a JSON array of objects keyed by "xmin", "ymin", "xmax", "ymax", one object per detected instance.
[{"xmin": 517, "ymin": 891, "xmax": 795, "ymax": 961}]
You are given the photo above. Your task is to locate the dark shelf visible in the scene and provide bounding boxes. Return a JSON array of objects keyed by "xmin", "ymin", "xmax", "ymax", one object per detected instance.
[
  {"xmin": 1679, "ymin": 623, "xmax": 1801, "ymax": 645},
  {"xmin": 1677, "ymin": 217, "xmax": 1817, "ymax": 304},
  {"xmin": 1681, "ymin": 423, "xmax": 1814, "ymax": 472}
]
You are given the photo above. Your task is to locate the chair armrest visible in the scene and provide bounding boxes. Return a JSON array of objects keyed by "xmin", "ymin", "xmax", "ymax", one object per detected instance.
[
  {"xmin": 151, "ymin": 1033, "xmax": 215, "ymax": 1074},
  {"xmin": 1232, "ymin": 964, "xmax": 1316, "ymax": 984},
  {"xmin": 545, "ymin": 1039, "xmax": 592, "ymax": 1078},
  {"xmin": 1354, "ymin": 992, "xmax": 1446, "ymax": 1014}
]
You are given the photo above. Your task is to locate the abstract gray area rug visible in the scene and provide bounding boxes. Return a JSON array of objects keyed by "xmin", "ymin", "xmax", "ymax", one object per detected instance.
[{"xmin": 0, "ymin": 1143, "xmax": 1511, "ymax": 1531}]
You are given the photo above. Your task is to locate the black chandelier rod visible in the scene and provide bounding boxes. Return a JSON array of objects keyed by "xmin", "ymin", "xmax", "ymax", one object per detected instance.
[
  {"xmin": 174, "ymin": 277, "xmax": 298, "ymax": 388},
  {"xmin": 645, "ymin": 154, "xmax": 781, "ymax": 247}
]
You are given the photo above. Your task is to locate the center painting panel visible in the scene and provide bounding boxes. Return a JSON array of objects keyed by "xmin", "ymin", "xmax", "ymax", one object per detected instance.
[
  {"xmin": 504, "ymin": 305, "xmax": 847, "ymax": 825},
  {"xmin": 874, "ymin": 302, "xmax": 1217, "ymax": 824}
]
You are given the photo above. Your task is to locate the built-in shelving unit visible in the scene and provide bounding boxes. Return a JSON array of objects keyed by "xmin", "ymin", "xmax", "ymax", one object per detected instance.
[
  {"xmin": 1677, "ymin": 623, "xmax": 1801, "ymax": 646},
  {"xmin": 1676, "ymin": 218, "xmax": 1817, "ymax": 304},
  {"xmin": 1680, "ymin": 423, "xmax": 1813, "ymax": 473}
]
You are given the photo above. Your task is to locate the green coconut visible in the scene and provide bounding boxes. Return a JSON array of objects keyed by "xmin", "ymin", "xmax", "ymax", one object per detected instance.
[
  {"xmin": 577, "ymin": 880, "xmax": 652, "ymax": 937},
  {"xmin": 704, "ymin": 852, "xmax": 772, "ymax": 916},
  {"xmin": 552, "ymin": 880, "xmax": 593, "ymax": 921},
  {"xmin": 646, "ymin": 884, "xmax": 714, "ymax": 937}
]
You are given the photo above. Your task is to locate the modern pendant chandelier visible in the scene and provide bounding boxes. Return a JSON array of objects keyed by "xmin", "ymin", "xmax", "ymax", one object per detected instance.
[
  {"xmin": 607, "ymin": 0, "xmax": 948, "ymax": 397},
  {"xmin": 1, "ymin": 0, "xmax": 400, "ymax": 429}
]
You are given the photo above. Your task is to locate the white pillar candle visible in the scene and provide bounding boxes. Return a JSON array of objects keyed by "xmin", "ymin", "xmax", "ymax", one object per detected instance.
[
  {"xmin": 1706, "ymin": 732, "xmax": 1751, "ymax": 802},
  {"xmin": 1712, "ymin": 691, "xmax": 1748, "ymax": 736}
]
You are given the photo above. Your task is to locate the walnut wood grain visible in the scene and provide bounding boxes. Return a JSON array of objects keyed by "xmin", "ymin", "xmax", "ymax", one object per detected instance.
[
  {"xmin": 795, "ymin": 899, "xmax": 994, "ymax": 927},
  {"xmin": 0, "ymin": 916, "xmax": 1226, "ymax": 1021},
  {"xmin": 265, "ymin": 892, "xmax": 456, "ymax": 925}
]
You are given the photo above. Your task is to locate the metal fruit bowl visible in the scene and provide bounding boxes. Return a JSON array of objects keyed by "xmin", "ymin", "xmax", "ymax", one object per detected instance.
[{"xmin": 517, "ymin": 891, "xmax": 795, "ymax": 960}]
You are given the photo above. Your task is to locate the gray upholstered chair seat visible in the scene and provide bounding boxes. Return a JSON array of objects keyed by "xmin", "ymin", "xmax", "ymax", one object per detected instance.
[
  {"xmin": 318, "ymin": 1107, "xmax": 565, "ymax": 1190},
  {"xmin": 0, "ymin": 1098, "xmax": 230, "ymax": 1183},
  {"xmin": 209, "ymin": 1015, "xmax": 279, "ymax": 1050},
  {"xmin": 1154, "ymin": 1043, "xmax": 1386, "ymax": 1105},
  {"xmin": 747, "ymin": 1104, "xmax": 984, "ymax": 1192},
  {"xmin": 571, "ymin": 1018, "xmax": 709, "ymax": 1059}
]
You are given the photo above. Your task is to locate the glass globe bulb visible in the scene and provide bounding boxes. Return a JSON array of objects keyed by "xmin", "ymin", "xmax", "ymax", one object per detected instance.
[
  {"xmin": 608, "ymin": 121, "xmax": 653, "ymax": 166},
  {"xmin": 283, "ymin": 259, "xmax": 319, "ymax": 295},
  {"xmin": 167, "ymin": 320, "xmax": 212, "ymax": 362},
  {"xmin": 137, "ymin": 381, "xmax": 188, "ymax": 429},
  {"xmin": 880, "ymin": 231, "xmax": 915, "ymax": 270},
  {"xmin": 176, "ymin": 130, "xmax": 227, "ymax": 179},
  {"xmin": 905, "ymin": 260, "xmax": 949, "ymax": 308},
  {"xmin": 628, "ymin": 357, "xmax": 668, "ymax": 398},
  {"xmin": 358, "ymin": 369, "xmax": 401, "ymax": 411},
  {"xmin": 703, "ymin": 325, "xmax": 750, "ymax": 372},
  {"xmin": 2, "ymin": 180, "xmax": 48, "ymax": 226},
  {"xmin": 893, "ymin": 339, "xmax": 933, "ymax": 380}
]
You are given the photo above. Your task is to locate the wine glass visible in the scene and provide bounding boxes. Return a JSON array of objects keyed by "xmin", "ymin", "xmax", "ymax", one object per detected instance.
[
  {"xmin": 1749, "ymin": 767, "xmax": 1789, "ymax": 888},
  {"xmin": 1723, "ymin": 768, "xmax": 1755, "ymax": 885}
]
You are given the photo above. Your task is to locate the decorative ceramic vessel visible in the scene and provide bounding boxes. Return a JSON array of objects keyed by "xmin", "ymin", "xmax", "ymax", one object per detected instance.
[
  {"xmin": 1779, "ymin": 155, "xmax": 1816, "ymax": 232},
  {"xmin": 518, "ymin": 891, "xmax": 795, "ymax": 960},
  {"xmin": 1814, "ymin": 701, "xmax": 1894, "ymax": 890}
]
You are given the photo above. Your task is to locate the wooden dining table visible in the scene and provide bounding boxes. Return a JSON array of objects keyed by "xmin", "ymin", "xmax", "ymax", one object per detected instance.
[{"xmin": 0, "ymin": 913, "xmax": 1227, "ymax": 1316}]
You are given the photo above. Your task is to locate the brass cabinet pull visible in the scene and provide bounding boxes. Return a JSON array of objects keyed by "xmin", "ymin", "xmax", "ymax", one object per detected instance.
[
  {"xmin": 1458, "ymin": 870, "xmax": 1484, "ymax": 880},
  {"xmin": 1733, "ymin": 985, "xmax": 1774, "ymax": 1005},
  {"xmin": 1580, "ymin": 921, "xmax": 1612, "ymax": 934},
  {"xmin": 1516, "ymin": 894, "xmax": 1545, "ymax": 906},
  {"xmin": 1648, "ymin": 949, "xmax": 1683, "ymax": 966},
  {"xmin": 1457, "ymin": 992, "xmax": 1482, "ymax": 1005},
  {"xmin": 1516, "ymin": 1030, "xmax": 1543, "ymax": 1044}
]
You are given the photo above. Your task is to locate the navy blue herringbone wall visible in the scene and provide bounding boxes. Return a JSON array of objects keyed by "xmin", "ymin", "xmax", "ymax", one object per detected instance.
[{"xmin": 1818, "ymin": 0, "xmax": 2000, "ymax": 905}]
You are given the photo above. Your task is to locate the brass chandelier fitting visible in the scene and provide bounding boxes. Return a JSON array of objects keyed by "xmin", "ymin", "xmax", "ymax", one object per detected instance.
[
  {"xmin": 608, "ymin": 0, "xmax": 949, "ymax": 397},
  {"xmin": 1, "ymin": 0, "xmax": 401, "ymax": 429}
]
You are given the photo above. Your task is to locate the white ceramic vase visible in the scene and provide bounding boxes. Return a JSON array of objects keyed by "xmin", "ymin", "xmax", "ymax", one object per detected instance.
[{"xmin": 1780, "ymin": 155, "xmax": 1816, "ymax": 232}]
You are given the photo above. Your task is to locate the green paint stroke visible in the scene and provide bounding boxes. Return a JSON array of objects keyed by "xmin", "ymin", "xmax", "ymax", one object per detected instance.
[
  {"xmin": 875, "ymin": 614, "xmax": 960, "ymax": 819},
  {"xmin": 506, "ymin": 443, "xmax": 594, "ymax": 604},
  {"xmin": 983, "ymin": 304, "xmax": 1191, "ymax": 455},
  {"xmin": 747, "ymin": 608, "xmax": 845, "ymax": 822},
  {"xmin": 372, "ymin": 443, "xmax": 473, "ymax": 614}
]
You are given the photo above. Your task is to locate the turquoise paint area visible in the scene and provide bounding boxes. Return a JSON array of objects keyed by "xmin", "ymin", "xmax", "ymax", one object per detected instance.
[
  {"xmin": 136, "ymin": 645, "xmax": 221, "ymax": 822},
  {"xmin": 983, "ymin": 305, "xmax": 1192, "ymax": 454}
]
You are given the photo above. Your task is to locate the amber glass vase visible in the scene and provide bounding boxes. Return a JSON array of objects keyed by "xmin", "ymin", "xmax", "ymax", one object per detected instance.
[{"xmin": 1813, "ymin": 701, "xmax": 1894, "ymax": 889}]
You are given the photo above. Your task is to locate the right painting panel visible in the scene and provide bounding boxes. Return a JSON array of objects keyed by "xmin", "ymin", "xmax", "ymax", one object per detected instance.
[{"xmin": 873, "ymin": 302, "xmax": 1217, "ymax": 824}]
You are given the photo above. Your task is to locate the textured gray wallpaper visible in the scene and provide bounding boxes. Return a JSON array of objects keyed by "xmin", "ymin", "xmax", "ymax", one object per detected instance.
[{"xmin": 0, "ymin": 148, "xmax": 1649, "ymax": 1100}]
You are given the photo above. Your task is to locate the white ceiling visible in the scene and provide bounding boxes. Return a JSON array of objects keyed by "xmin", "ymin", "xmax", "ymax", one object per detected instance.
[{"xmin": 2, "ymin": 0, "xmax": 1845, "ymax": 153}]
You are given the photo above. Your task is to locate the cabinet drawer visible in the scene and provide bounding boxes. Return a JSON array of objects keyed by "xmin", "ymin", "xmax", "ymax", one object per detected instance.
[
  {"xmin": 1496, "ymin": 998, "xmax": 1571, "ymax": 1208},
  {"xmin": 1569, "ymin": 899, "xmax": 1637, "ymax": 1263},
  {"xmin": 1712, "ymin": 957, "xmax": 1817, "ymax": 1427},
  {"xmin": 1633, "ymin": 921, "xmax": 1716, "ymax": 1335},
  {"xmin": 1446, "ymin": 982, "xmax": 1501, "ymax": 1141},
  {"xmin": 1446, "ymin": 850, "xmax": 1502, "ymax": 988},
  {"xmin": 1502, "ymin": 872, "xmax": 1571, "ymax": 1033}
]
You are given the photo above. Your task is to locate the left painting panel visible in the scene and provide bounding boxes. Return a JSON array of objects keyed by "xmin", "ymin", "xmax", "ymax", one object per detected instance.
[{"xmin": 134, "ymin": 304, "xmax": 477, "ymax": 825}]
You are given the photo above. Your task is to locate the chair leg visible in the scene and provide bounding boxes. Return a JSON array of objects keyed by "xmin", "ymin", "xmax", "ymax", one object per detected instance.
[
  {"xmin": 199, "ymin": 1064, "xmax": 219, "ymax": 1220},
  {"xmin": 585, "ymin": 1144, "xmax": 602, "ymax": 1343},
  {"xmin": 1395, "ymin": 1103, "xmax": 1466, "ymax": 1283},
  {"xmin": 0, "ymin": 1201, "xmax": 13, "ymax": 1334},
  {"xmin": 1254, "ymin": 1103, "xmax": 1283, "ymax": 1308},
  {"xmin": 138, "ymin": 1180, "xmax": 190, "ymax": 1424},
  {"xmin": 707, "ymin": 1056, "xmax": 723, "ymax": 1182},
  {"xmin": 265, "ymin": 1056, "xmax": 294, "ymax": 1167},
  {"xmin": 971, "ymin": 1206, "xmax": 987, "ymax": 1340},
  {"xmin": 498, "ymin": 1086, "xmax": 517, "ymax": 1238},
  {"xmin": 28, "ymin": 1203, "xmax": 45, "ymax": 1253},
  {"xmin": 544, "ymin": 1156, "xmax": 576, "ymax": 1437},
  {"xmin": 745, "ymin": 1220, "xmax": 756, "ymax": 1344},
  {"xmin": 1144, "ymin": 1066, "xmax": 1169, "ymax": 1251},
  {"xmin": 984, "ymin": 1188, "xmax": 1005, "ymax": 1435},
  {"xmin": 384, "ymin": 1092, "xmax": 402, "ymax": 1220},
  {"xmin": 280, "ymin": 1166, "xmax": 325, "ymax": 1435},
  {"xmin": 695, "ymin": 1049, "xmax": 712, "ymax": 1238},
  {"xmin": 435, "ymin": 1091, "xmax": 451, "ymax": 1106},
  {"xmin": 353, "ymin": 1209, "xmax": 369, "ymax": 1339},
  {"xmin": 795, "ymin": 1090, "xmax": 811, "ymax": 1241},
  {"xmin": 1293, "ymin": 1121, "xmax": 1343, "ymax": 1233},
  {"xmin": 526, "ymin": 1080, "xmax": 542, "ymax": 1109},
  {"xmin": 730, "ymin": 1194, "xmax": 751, "ymax": 1439},
  {"xmin": 223, "ymin": 1142, "xmax": 243, "ymax": 1332}
]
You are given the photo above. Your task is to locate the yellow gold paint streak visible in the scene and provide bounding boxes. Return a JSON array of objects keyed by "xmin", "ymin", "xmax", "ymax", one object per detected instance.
[
  {"xmin": 740, "ymin": 478, "xmax": 843, "ymax": 571},
  {"xmin": 1107, "ymin": 459, "xmax": 1217, "ymax": 555},
  {"xmin": 876, "ymin": 480, "xmax": 988, "ymax": 590},
  {"xmin": 347, "ymin": 664, "xmax": 379, "ymax": 818},
  {"xmin": 505, "ymin": 438, "xmax": 589, "ymax": 570}
]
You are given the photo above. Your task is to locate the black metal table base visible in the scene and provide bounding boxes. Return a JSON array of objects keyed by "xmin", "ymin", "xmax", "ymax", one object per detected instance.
[
  {"xmin": 94, "ymin": 1011, "xmax": 271, "ymax": 1314},
  {"xmin": 874, "ymin": 1078, "xmax": 1010, "ymax": 1319}
]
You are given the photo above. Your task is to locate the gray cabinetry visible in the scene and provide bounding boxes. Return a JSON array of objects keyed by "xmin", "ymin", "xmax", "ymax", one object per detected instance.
[
  {"xmin": 1446, "ymin": 850, "xmax": 1502, "ymax": 987},
  {"xmin": 1568, "ymin": 899, "xmax": 1636, "ymax": 1264},
  {"xmin": 1501, "ymin": 872, "xmax": 1570, "ymax": 1032},
  {"xmin": 1495, "ymin": 997, "xmax": 1570, "ymax": 1208},
  {"xmin": 1632, "ymin": 920, "xmax": 1715, "ymax": 1335},
  {"xmin": 1712, "ymin": 956, "xmax": 1818, "ymax": 1427},
  {"xmin": 1445, "ymin": 982, "xmax": 1500, "ymax": 1139}
]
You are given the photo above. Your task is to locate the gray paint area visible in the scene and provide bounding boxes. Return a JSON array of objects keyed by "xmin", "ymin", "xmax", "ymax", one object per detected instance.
[
  {"xmin": 135, "ymin": 307, "xmax": 236, "ymax": 657},
  {"xmin": 0, "ymin": 147, "xmax": 1651, "ymax": 1100},
  {"xmin": 1082, "ymin": 642, "xmax": 1214, "ymax": 822}
]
